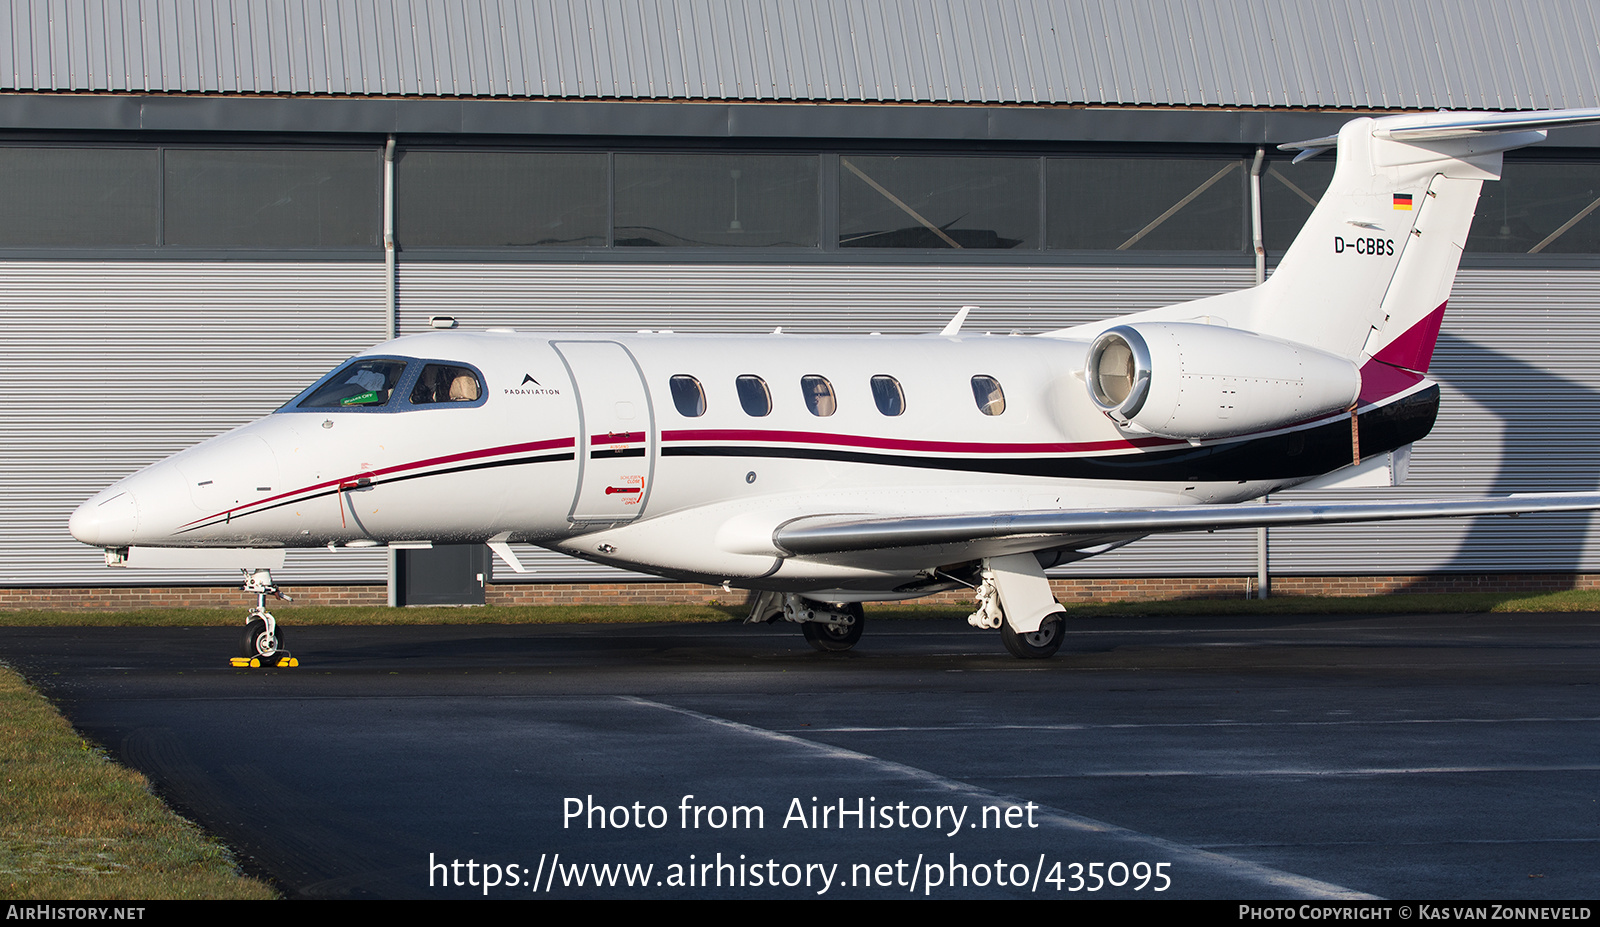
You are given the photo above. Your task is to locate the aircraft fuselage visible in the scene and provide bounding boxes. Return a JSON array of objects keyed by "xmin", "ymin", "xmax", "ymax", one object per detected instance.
[{"xmin": 70, "ymin": 328, "xmax": 1435, "ymax": 594}]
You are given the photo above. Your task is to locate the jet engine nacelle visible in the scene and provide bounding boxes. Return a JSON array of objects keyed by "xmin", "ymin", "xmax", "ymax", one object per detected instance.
[{"xmin": 1085, "ymin": 323, "xmax": 1361, "ymax": 439}]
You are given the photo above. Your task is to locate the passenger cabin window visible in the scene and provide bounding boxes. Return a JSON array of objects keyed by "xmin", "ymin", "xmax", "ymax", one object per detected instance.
[
  {"xmin": 298, "ymin": 359, "xmax": 408, "ymax": 409},
  {"xmin": 410, "ymin": 364, "xmax": 482, "ymax": 404},
  {"xmin": 737, "ymin": 375, "xmax": 773, "ymax": 416},
  {"xmin": 670, "ymin": 375, "xmax": 706, "ymax": 417},
  {"xmin": 871, "ymin": 375, "xmax": 905, "ymax": 416},
  {"xmin": 971, "ymin": 375, "xmax": 1006, "ymax": 415},
  {"xmin": 802, "ymin": 375, "xmax": 837, "ymax": 416}
]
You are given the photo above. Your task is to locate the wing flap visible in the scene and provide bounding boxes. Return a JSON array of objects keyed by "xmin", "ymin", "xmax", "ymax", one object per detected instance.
[{"xmin": 774, "ymin": 493, "xmax": 1600, "ymax": 557}]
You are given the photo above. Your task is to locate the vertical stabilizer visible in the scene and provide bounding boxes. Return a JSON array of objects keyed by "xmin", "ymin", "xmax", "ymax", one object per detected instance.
[
  {"xmin": 1249, "ymin": 116, "xmax": 1524, "ymax": 365},
  {"xmin": 1053, "ymin": 109, "xmax": 1600, "ymax": 370}
]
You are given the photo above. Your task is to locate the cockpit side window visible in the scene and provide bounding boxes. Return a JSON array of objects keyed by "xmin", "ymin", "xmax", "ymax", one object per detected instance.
[
  {"xmin": 409, "ymin": 364, "xmax": 484, "ymax": 405},
  {"xmin": 297, "ymin": 359, "xmax": 409, "ymax": 409}
]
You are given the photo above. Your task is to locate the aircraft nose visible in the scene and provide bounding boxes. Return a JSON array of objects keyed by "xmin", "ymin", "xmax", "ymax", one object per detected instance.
[
  {"xmin": 70, "ymin": 461, "xmax": 195, "ymax": 548},
  {"xmin": 70, "ymin": 490, "xmax": 139, "ymax": 548}
]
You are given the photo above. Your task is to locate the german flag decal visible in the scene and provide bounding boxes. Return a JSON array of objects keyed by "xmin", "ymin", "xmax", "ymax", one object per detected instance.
[{"xmin": 1393, "ymin": 193, "xmax": 1414, "ymax": 210}]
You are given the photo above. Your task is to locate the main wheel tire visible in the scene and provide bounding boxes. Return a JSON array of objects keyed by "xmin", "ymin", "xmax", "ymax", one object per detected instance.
[
  {"xmin": 240, "ymin": 618, "xmax": 284, "ymax": 662},
  {"xmin": 801, "ymin": 603, "xmax": 865, "ymax": 652},
  {"xmin": 1001, "ymin": 613, "xmax": 1064, "ymax": 659}
]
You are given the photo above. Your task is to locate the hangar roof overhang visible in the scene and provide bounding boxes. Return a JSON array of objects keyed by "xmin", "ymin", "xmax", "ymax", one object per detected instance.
[{"xmin": 8, "ymin": 94, "xmax": 1600, "ymax": 150}]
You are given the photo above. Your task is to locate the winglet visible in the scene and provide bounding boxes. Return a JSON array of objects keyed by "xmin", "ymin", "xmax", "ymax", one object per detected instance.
[{"xmin": 941, "ymin": 305, "xmax": 977, "ymax": 336}]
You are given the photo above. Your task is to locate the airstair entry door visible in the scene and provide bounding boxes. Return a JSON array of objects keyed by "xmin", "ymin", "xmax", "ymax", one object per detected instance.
[{"xmin": 553, "ymin": 341, "xmax": 656, "ymax": 524}]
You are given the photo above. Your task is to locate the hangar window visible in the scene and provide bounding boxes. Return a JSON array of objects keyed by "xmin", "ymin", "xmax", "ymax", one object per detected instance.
[
  {"xmin": 1468, "ymin": 160, "xmax": 1600, "ymax": 254},
  {"xmin": 409, "ymin": 365, "xmax": 483, "ymax": 405},
  {"xmin": 1260, "ymin": 156, "xmax": 1334, "ymax": 252},
  {"xmin": 871, "ymin": 376, "xmax": 906, "ymax": 416},
  {"xmin": 802, "ymin": 376, "xmax": 837, "ymax": 416},
  {"xmin": 1047, "ymin": 157, "xmax": 1249, "ymax": 253},
  {"xmin": 295, "ymin": 359, "xmax": 410, "ymax": 409},
  {"xmin": 0, "ymin": 148, "xmax": 158, "ymax": 246},
  {"xmin": 615, "ymin": 154, "xmax": 820, "ymax": 248},
  {"xmin": 397, "ymin": 151, "xmax": 607, "ymax": 247},
  {"xmin": 670, "ymin": 375, "xmax": 707, "ymax": 417},
  {"xmin": 164, "ymin": 149, "xmax": 381, "ymax": 248},
  {"xmin": 736, "ymin": 375, "xmax": 773, "ymax": 416},
  {"xmin": 971, "ymin": 376, "xmax": 1006, "ymax": 416},
  {"xmin": 1259, "ymin": 154, "xmax": 1600, "ymax": 258},
  {"xmin": 840, "ymin": 156, "xmax": 1039, "ymax": 249}
]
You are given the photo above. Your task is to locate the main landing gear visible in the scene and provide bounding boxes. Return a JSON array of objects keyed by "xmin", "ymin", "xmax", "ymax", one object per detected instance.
[
  {"xmin": 230, "ymin": 569, "xmax": 299, "ymax": 668},
  {"xmin": 999, "ymin": 614, "xmax": 1065, "ymax": 659},
  {"xmin": 749, "ymin": 592, "xmax": 866, "ymax": 653},
  {"xmin": 966, "ymin": 553, "xmax": 1067, "ymax": 659},
  {"xmin": 749, "ymin": 556, "xmax": 1069, "ymax": 659},
  {"xmin": 798, "ymin": 601, "xmax": 865, "ymax": 652}
]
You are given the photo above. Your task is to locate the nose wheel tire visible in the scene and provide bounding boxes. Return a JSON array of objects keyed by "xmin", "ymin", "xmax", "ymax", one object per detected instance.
[
  {"xmin": 1001, "ymin": 613, "xmax": 1064, "ymax": 659},
  {"xmin": 801, "ymin": 604, "xmax": 865, "ymax": 652},
  {"xmin": 241, "ymin": 618, "xmax": 285, "ymax": 662}
]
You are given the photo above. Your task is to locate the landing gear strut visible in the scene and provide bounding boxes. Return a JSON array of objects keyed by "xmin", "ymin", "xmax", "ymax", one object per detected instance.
[
  {"xmin": 969, "ymin": 554, "xmax": 1067, "ymax": 659},
  {"xmin": 231, "ymin": 569, "xmax": 298, "ymax": 668}
]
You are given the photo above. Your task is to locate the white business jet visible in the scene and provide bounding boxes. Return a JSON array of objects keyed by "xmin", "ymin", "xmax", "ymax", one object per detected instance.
[{"xmin": 69, "ymin": 108, "xmax": 1600, "ymax": 662}]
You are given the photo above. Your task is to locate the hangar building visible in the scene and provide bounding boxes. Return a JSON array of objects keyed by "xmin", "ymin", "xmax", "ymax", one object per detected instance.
[{"xmin": 6, "ymin": 0, "xmax": 1600, "ymax": 605}]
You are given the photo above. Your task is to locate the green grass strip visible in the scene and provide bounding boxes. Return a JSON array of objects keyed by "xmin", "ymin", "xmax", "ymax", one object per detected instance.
[
  {"xmin": 4, "ymin": 590, "xmax": 1600, "ymax": 628},
  {"xmin": 0, "ymin": 663, "xmax": 276, "ymax": 900}
]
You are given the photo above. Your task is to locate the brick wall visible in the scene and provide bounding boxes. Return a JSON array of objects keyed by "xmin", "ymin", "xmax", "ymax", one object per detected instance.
[{"xmin": 4, "ymin": 573, "xmax": 1599, "ymax": 610}]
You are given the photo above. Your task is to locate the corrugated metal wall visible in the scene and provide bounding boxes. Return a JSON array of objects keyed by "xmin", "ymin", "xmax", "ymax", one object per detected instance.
[
  {"xmin": 3, "ymin": 0, "xmax": 1599, "ymax": 109},
  {"xmin": 0, "ymin": 261, "xmax": 391, "ymax": 585},
  {"xmin": 1255, "ymin": 272, "xmax": 1600, "ymax": 576},
  {"xmin": 8, "ymin": 260, "xmax": 1600, "ymax": 586}
]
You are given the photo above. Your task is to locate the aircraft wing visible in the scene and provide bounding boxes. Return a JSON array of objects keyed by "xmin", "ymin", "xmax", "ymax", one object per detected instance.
[{"xmin": 773, "ymin": 492, "xmax": 1600, "ymax": 559}]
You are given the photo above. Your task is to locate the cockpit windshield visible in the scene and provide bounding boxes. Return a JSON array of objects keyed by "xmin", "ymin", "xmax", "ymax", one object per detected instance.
[{"xmin": 293, "ymin": 358, "xmax": 410, "ymax": 409}]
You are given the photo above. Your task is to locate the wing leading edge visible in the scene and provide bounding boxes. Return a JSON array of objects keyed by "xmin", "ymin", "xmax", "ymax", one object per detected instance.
[{"xmin": 773, "ymin": 493, "xmax": 1600, "ymax": 558}]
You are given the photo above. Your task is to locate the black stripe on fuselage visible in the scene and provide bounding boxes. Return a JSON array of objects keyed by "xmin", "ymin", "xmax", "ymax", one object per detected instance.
[
  {"xmin": 176, "ymin": 451, "xmax": 577, "ymax": 534},
  {"xmin": 661, "ymin": 387, "xmax": 1439, "ymax": 482},
  {"xmin": 591, "ymin": 447, "xmax": 647, "ymax": 459}
]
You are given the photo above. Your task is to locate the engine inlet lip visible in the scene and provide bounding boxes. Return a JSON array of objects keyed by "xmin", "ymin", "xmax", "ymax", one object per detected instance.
[{"xmin": 1087, "ymin": 325, "xmax": 1152, "ymax": 420}]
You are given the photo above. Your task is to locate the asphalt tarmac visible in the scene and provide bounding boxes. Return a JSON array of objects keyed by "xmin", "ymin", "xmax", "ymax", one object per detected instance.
[{"xmin": 1, "ymin": 612, "xmax": 1597, "ymax": 900}]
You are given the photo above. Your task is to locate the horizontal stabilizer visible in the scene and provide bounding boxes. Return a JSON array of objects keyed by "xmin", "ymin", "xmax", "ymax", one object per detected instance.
[
  {"xmin": 1280, "ymin": 107, "xmax": 1600, "ymax": 153},
  {"xmin": 774, "ymin": 493, "xmax": 1600, "ymax": 556}
]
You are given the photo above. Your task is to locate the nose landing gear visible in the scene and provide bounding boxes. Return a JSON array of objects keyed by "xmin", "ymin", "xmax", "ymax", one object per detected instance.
[{"xmin": 229, "ymin": 569, "xmax": 299, "ymax": 668}]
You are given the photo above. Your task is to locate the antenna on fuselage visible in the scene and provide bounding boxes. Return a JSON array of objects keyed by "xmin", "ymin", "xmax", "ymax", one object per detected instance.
[{"xmin": 941, "ymin": 305, "xmax": 978, "ymax": 336}]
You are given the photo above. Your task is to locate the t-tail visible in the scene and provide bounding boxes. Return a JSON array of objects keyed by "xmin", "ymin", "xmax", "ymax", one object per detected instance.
[
  {"xmin": 1064, "ymin": 108, "xmax": 1600, "ymax": 377},
  {"xmin": 1056, "ymin": 108, "xmax": 1600, "ymax": 447},
  {"xmin": 1252, "ymin": 110, "xmax": 1600, "ymax": 376}
]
